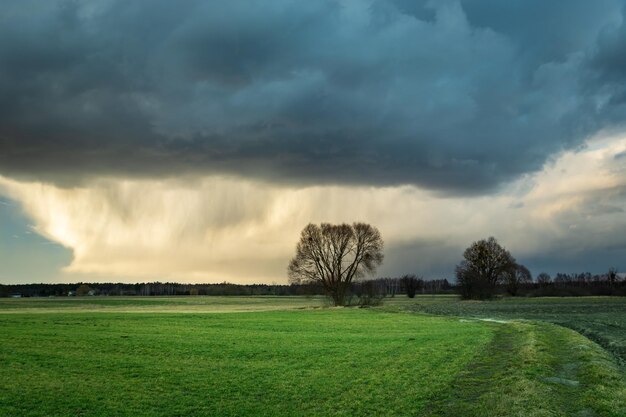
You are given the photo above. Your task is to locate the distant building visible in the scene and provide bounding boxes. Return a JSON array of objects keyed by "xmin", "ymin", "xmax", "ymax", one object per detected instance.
[{"xmin": 10, "ymin": 294, "xmax": 22, "ymax": 298}]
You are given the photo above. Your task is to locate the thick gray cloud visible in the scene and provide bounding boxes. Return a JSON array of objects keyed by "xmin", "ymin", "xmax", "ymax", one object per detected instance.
[{"xmin": 1, "ymin": 0, "xmax": 626, "ymax": 192}]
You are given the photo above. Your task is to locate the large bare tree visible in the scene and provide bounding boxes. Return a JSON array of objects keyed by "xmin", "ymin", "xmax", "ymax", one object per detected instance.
[{"xmin": 288, "ymin": 222, "xmax": 384, "ymax": 306}]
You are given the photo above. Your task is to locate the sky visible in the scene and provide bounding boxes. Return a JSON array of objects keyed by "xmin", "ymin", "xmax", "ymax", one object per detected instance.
[{"xmin": 1, "ymin": 0, "xmax": 626, "ymax": 284}]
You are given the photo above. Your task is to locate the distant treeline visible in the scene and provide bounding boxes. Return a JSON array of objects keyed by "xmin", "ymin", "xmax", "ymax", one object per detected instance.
[
  {"xmin": 0, "ymin": 282, "xmax": 319, "ymax": 298},
  {"xmin": 367, "ymin": 274, "xmax": 626, "ymax": 298},
  {"xmin": 466, "ymin": 271, "xmax": 626, "ymax": 298},
  {"xmin": 1, "ymin": 274, "xmax": 623, "ymax": 298},
  {"xmin": 0, "ymin": 278, "xmax": 453, "ymax": 298},
  {"xmin": 517, "ymin": 272, "xmax": 626, "ymax": 297}
]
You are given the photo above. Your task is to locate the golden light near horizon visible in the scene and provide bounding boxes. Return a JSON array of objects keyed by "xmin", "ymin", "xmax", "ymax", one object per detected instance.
[{"xmin": 2, "ymin": 134, "xmax": 626, "ymax": 283}]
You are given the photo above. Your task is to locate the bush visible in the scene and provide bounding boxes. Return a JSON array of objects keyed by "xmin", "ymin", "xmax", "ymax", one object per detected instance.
[{"xmin": 350, "ymin": 281, "xmax": 384, "ymax": 307}]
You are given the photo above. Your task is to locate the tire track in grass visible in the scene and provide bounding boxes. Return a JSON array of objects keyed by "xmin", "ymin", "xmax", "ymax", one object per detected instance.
[{"xmin": 420, "ymin": 321, "xmax": 626, "ymax": 417}]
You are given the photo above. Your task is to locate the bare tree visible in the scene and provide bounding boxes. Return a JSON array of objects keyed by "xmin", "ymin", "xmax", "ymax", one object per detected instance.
[
  {"xmin": 383, "ymin": 277, "xmax": 399, "ymax": 297},
  {"xmin": 401, "ymin": 274, "xmax": 423, "ymax": 298},
  {"xmin": 504, "ymin": 264, "xmax": 532, "ymax": 296},
  {"xmin": 455, "ymin": 237, "xmax": 516, "ymax": 299},
  {"xmin": 287, "ymin": 223, "xmax": 384, "ymax": 306},
  {"xmin": 607, "ymin": 267, "xmax": 619, "ymax": 287},
  {"xmin": 536, "ymin": 272, "xmax": 551, "ymax": 286},
  {"xmin": 351, "ymin": 280, "xmax": 384, "ymax": 307}
]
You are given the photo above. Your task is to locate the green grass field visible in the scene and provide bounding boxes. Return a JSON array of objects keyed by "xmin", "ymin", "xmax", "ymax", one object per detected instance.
[
  {"xmin": 397, "ymin": 296, "xmax": 626, "ymax": 364},
  {"xmin": 0, "ymin": 309, "xmax": 493, "ymax": 417},
  {"xmin": 0, "ymin": 296, "xmax": 625, "ymax": 416},
  {"xmin": 0, "ymin": 295, "xmax": 324, "ymax": 313}
]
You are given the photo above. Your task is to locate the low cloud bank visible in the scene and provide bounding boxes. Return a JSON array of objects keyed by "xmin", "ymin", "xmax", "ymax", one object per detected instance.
[{"xmin": 2, "ymin": 134, "xmax": 626, "ymax": 282}]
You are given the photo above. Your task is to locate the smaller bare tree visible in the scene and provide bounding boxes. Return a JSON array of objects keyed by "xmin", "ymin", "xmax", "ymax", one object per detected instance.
[
  {"xmin": 607, "ymin": 267, "xmax": 619, "ymax": 286},
  {"xmin": 536, "ymin": 272, "xmax": 552, "ymax": 286},
  {"xmin": 288, "ymin": 223, "xmax": 384, "ymax": 306},
  {"xmin": 351, "ymin": 280, "xmax": 384, "ymax": 307},
  {"xmin": 456, "ymin": 237, "xmax": 516, "ymax": 299},
  {"xmin": 504, "ymin": 264, "xmax": 532, "ymax": 296},
  {"xmin": 401, "ymin": 274, "xmax": 423, "ymax": 298}
]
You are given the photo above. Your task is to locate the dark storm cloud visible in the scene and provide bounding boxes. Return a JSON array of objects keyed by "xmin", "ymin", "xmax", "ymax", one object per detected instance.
[
  {"xmin": 1, "ymin": 0, "xmax": 625, "ymax": 192},
  {"xmin": 381, "ymin": 238, "xmax": 463, "ymax": 278}
]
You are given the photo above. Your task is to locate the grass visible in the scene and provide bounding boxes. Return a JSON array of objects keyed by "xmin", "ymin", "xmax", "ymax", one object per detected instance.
[
  {"xmin": 394, "ymin": 295, "xmax": 626, "ymax": 364},
  {"xmin": 0, "ymin": 295, "xmax": 324, "ymax": 313},
  {"xmin": 423, "ymin": 321, "xmax": 625, "ymax": 417},
  {"xmin": 1, "ymin": 295, "xmax": 625, "ymax": 416},
  {"xmin": 0, "ymin": 309, "xmax": 492, "ymax": 417}
]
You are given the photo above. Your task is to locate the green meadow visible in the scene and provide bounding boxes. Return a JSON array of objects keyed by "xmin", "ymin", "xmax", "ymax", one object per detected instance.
[
  {"xmin": 400, "ymin": 296, "xmax": 626, "ymax": 364},
  {"xmin": 0, "ymin": 296, "xmax": 322, "ymax": 314},
  {"xmin": 0, "ymin": 296, "xmax": 624, "ymax": 416}
]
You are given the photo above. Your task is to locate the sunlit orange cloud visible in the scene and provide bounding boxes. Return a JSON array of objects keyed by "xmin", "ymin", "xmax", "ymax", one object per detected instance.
[{"xmin": 2, "ymin": 134, "xmax": 626, "ymax": 283}]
